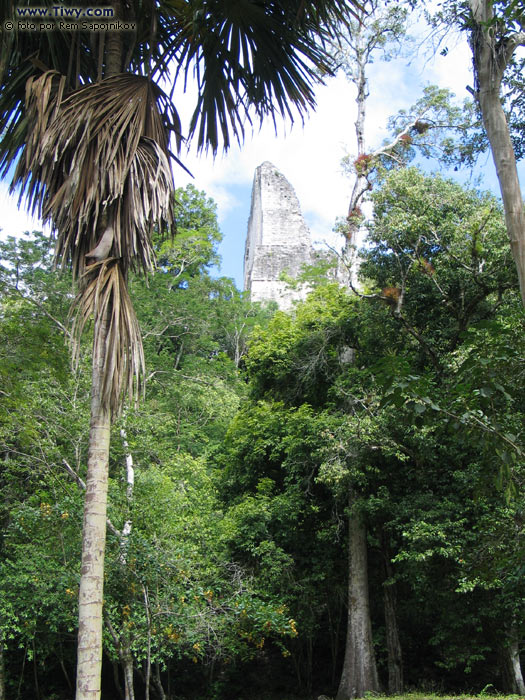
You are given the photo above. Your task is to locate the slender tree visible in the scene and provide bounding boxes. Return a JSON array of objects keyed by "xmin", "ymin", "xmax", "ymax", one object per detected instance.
[
  {"xmin": 0, "ymin": 2, "xmax": 364, "ymax": 698},
  {"xmin": 329, "ymin": 5, "xmax": 409, "ymax": 694},
  {"xmin": 431, "ymin": 0, "xmax": 525, "ymax": 305},
  {"xmin": 0, "ymin": 636, "xmax": 5, "ymax": 700},
  {"xmin": 331, "ymin": 0, "xmax": 409, "ymax": 252},
  {"xmin": 467, "ymin": 0, "xmax": 525, "ymax": 307}
]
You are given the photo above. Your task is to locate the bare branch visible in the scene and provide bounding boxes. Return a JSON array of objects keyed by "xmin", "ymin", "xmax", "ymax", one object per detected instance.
[
  {"xmin": 5, "ymin": 281, "xmax": 72, "ymax": 339},
  {"xmin": 504, "ymin": 32, "xmax": 525, "ymax": 66},
  {"xmin": 62, "ymin": 458, "xmax": 86, "ymax": 490},
  {"xmin": 103, "ymin": 612, "xmax": 121, "ymax": 651}
]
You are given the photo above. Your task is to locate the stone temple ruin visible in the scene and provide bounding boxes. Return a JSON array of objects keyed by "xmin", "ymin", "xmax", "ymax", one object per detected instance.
[{"xmin": 243, "ymin": 161, "xmax": 331, "ymax": 310}]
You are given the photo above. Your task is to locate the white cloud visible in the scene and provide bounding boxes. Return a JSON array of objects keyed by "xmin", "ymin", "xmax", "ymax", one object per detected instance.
[
  {"xmin": 174, "ymin": 71, "xmax": 355, "ymax": 242},
  {"xmin": 172, "ymin": 25, "xmax": 475, "ymax": 250},
  {"xmin": 0, "ymin": 183, "xmax": 46, "ymax": 239},
  {"xmin": 0, "ymin": 20, "xmax": 478, "ymax": 258}
]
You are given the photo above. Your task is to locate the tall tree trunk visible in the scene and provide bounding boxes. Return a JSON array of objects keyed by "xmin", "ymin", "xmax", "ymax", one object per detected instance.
[
  {"xmin": 336, "ymin": 503, "xmax": 379, "ymax": 700},
  {"xmin": 119, "ymin": 425, "xmax": 134, "ymax": 565},
  {"xmin": 154, "ymin": 664, "xmax": 167, "ymax": 700},
  {"xmin": 76, "ymin": 308, "xmax": 112, "ymax": 700},
  {"xmin": 122, "ymin": 652, "xmax": 135, "ymax": 700},
  {"xmin": 121, "ymin": 426, "xmax": 136, "ymax": 700},
  {"xmin": 380, "ymin": 530, "xmax": 403, "ymax": 694},
  {"xmin": 105, "ymin": 614, "xmax": 135, "ymax": 700},
  {"xmin": 32, "ymin": 640, "xmax": 40, "ymax": 700},
  {"xmin": 504, "ymin": 622, "xmax": 525, "ymax": 694},
  {"xmin": 346, "ymin": 37, "xmax": 368, "ymax": 247},
  {"xmin": 75, "ymin": 15, "xmax": 124, "ymax": 698},
  {"xmin": 344, "ymin": 25, "xmax": 369, "ymax": 283},
  {"xmin": 112, "ymin": 661, "xmax": 124, "ymax": 700},
  {"xmin": 469, "ymin": 0, "xmax": 525, "ymax": 307},
  {"xmin": 116, "ymin": 425, "xmax": 137, "ymax": 700},
  {"xmin": 143, "ymin": 585, "xmax": 152, "ymax": 700},
  {"xmin": 327, "ymin": 596, "xmax": 344, "ymax": 687},
  {"xmin": 0, "ymin": 637, "xmax": 5, "ymax": 700}
]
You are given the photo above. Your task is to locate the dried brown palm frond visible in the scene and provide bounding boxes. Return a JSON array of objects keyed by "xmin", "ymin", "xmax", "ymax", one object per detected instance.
[
  {"xmin": 71, "ymin": 259, "xmax": 145, "ymax": 413},
  {"xmin": 13, "ymin": 70, "xmax": 180, "ymax": 280},
  {"xmin": 11, "ymin": 70, "xmax": 181, "ymax": 412}
]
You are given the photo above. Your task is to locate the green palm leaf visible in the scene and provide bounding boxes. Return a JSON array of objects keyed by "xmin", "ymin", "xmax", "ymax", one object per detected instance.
[
  {"xmin": 2, "ymin": 0, "xmax": 363, "ymax": 161},
  {"xmin": 1, "ymin": 0, "xmax": 364, "ymax": 412},
  {"xmin": 159, "ymin": 0, "xmax": 363, "ymax": 151}
]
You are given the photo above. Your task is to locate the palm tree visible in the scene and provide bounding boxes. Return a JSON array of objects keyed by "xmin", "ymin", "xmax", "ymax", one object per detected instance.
[{"xmin": 1, "ymin": 1, "xmax": 362, "ymax": 697}]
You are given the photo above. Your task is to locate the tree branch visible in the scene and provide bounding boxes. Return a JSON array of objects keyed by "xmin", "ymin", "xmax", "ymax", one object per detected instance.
[
  {"xmin": 6, "ymin": 282, "xmax": 72, "ymax": 339},
  {"xmin": 394, "ymin": 312, "xmax": 443, "ymax": 375},
  {"xmin": 505, "ymin": 32, "xmax": 525, "ymax": 66}
]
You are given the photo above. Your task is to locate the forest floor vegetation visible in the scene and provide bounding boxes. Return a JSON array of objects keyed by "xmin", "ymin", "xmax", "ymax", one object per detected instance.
[{"xmin": 252, "ymin": 694, "xmax": 525, "ymax": 700}]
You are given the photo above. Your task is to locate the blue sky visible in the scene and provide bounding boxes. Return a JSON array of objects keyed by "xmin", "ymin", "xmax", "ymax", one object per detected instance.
[{"xmin": 1, "ymin": 13, "xmax": 522, "ymax": 289}]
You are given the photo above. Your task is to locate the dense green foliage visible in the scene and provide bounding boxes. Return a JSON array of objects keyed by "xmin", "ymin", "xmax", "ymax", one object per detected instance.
[
  {"xmin": 0, "ymin": 174, "xmax": 524, "ymax": 699},
  {"xmin": 214, "ymin": 169, "xmax": 524, "ymax": 697},
  {"xmin": 0, "ymin": 188, "xmax": 288, "ymax": 699}
]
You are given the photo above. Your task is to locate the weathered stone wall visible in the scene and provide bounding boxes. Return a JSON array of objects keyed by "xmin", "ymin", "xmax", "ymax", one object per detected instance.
[{"xmin": 244, "ymin": 161, "xmax": 315, "ymax": 310}]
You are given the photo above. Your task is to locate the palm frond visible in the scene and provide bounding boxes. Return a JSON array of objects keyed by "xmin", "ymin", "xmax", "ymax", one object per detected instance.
[
  {"xmin": 0, "ymin": 0, "xmax": 101, "ymax": 176},
  {"xmin": 2, "ymin": 0, "xmax": 364, "ymax": 162},
  {"xmin": 71, "ymin": 259, "xmax": 145, "ymax": 413},
  {"xmin": 13, "ymin": 71, "xmax": 179, "ymax": 280},
  {"xmin": 1, "ymin": 0, "xmax": 365, "ymax": 415},
  {"xmin": 156, "ymin": 0, "xmax": 364, "ymax": 152},
  {"xmin": 11, "ymin": 70, "xmax": 180, "ymax": 411}
]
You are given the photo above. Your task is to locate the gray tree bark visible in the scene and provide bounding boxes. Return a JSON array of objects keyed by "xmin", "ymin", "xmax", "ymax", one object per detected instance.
[
  {"xmin": 336, "ymin": 504, "xmax": 379, "ymax": 700},
  {"xmin": 116, "ymin": 426, "xmax": 136, "ymax": 700},
  {"xmin": 154, "ymin": 664, "xmax": 167, "ymax": 700},
  {"xmin": 345, "ymin": 29, "xmax": 369, "ymax": 252},
  {"xmin": 381, "ymin": 530, "xmax": 403, "ymax": 694},
  {"xmin": 76, "ymin": 307, "xmax": 112, "ymax": 700},
  {"xmin": 468, "ymin": 0, "xmax": 525, "ymax": 307},
  {"xmin": 506, "ymin": 622, "xmax": 525, "ymax": 695},
  {"xmin": 122, "ymin": 652, "xmax": 135, "ymax": 700}
]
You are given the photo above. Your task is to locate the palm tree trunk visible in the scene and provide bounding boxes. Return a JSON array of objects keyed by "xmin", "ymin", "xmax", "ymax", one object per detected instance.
[
  {"xmin": 336, "ymin": 500, "xmax": 379, "ymax": 700},
  {"xmin": 75, "ymin": 16, "xmax": 124, "ymax": 698},
  {"xmin": 76, "ymin": 306, "xmax": 112, "ymax": 700}
]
